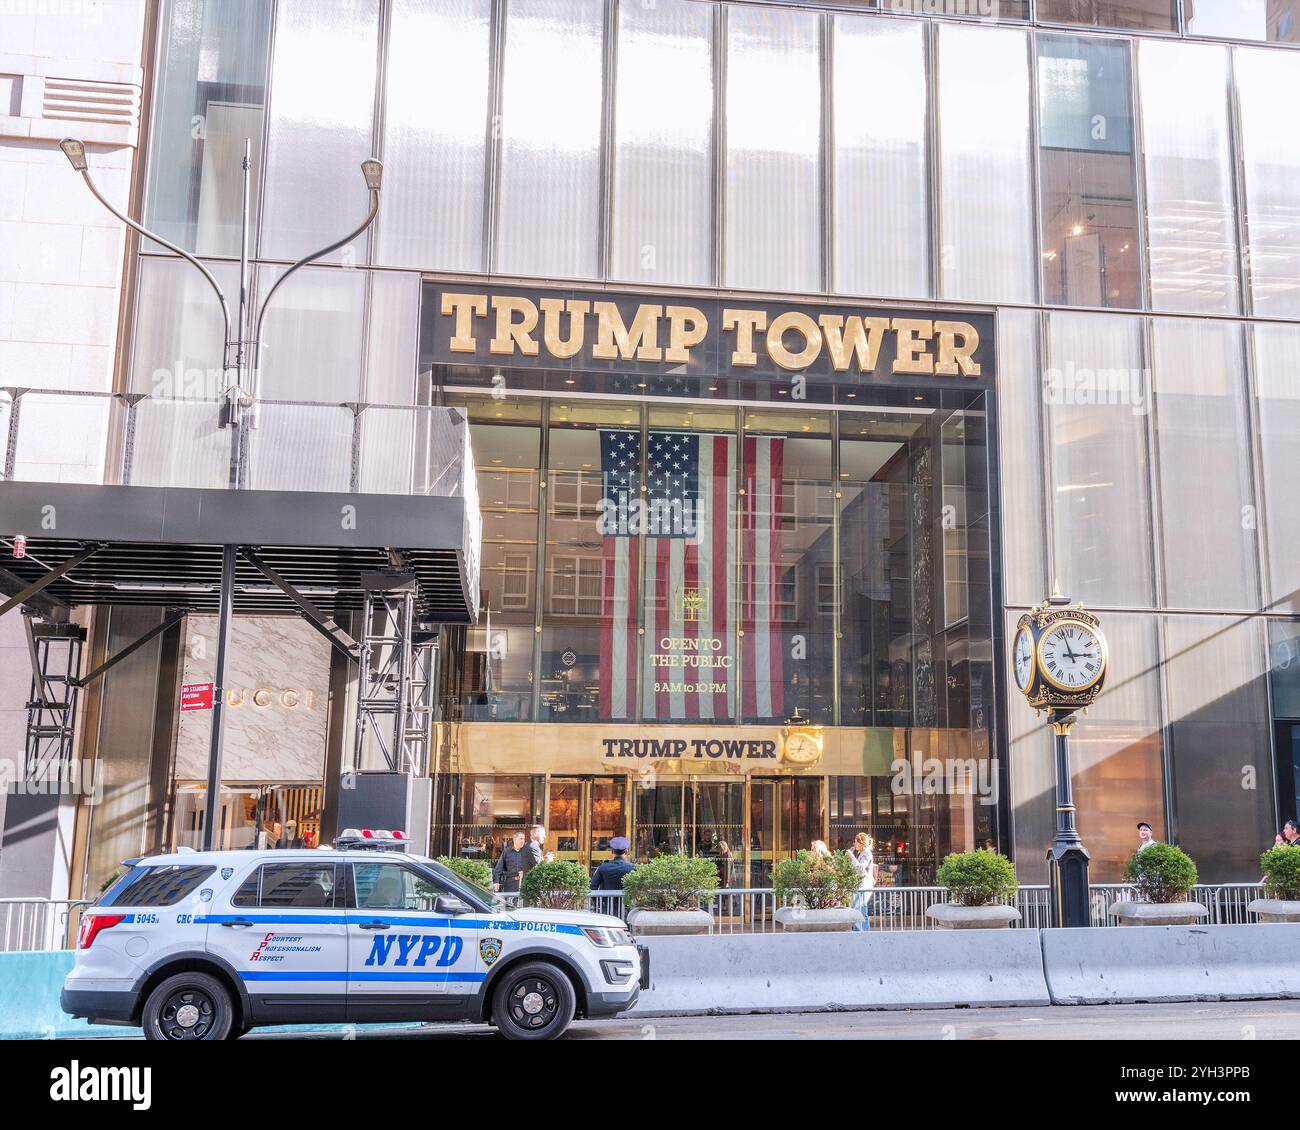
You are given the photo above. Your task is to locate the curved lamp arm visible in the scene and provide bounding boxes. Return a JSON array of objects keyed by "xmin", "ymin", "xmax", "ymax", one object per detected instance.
[
  {"xmin": 60, "ymin": 138, "xmax": 233, "ymax": 359},
  {"xmin": 252, "ymin": 159, "xmax": 383, "ymax": 366}
]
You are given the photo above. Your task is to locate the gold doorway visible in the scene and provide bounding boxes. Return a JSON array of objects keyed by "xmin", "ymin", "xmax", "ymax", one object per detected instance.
[
  {"xmin": 747, "ymin": 777, "xmax": 824, "ymax": 888},
  {"xmin": 544, "ymin": 777, "xmax": 629, "ymax": 869}
]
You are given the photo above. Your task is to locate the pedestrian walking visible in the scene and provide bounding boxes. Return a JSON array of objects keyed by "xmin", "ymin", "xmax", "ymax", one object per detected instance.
[
  {"xmin": 523, "ymin": 824, "xmax": 548, "ymax": 875},
  {"xmin": 1136, "ymin": 821, "xmax": 1159, "ymax": 851},
  {"xmin": 492, "ymin": 830, "xmax": 528, "ymax": 894},
  {"xmin": 716, "ymin": 840, "xmax": 737, "ymax": 888},
  {"xmin": 810, "ymin": 839, "xmax": 832, "ymax": 860},
  {"xmin": 849, "ymin": 832, "xmax": 876, "ymax": 933},
  {"xmin": 1278, "ymin": 820, "xmax": 1300, "ymax": 847}
]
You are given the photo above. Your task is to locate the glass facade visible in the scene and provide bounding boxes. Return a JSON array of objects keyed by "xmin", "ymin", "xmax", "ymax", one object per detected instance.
[{"xmin": 122, "ymin": 0, "xmax": 1300, "ymax": 889}]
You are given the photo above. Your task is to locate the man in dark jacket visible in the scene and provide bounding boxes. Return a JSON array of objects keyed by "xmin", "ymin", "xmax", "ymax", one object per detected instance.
[
  {"xmin": 590, "ymin": 836, "xmax": 635, "ymax": 891},
  {"xmin": 492, "ymin": 831, "xmax": 528, "ymax": 893}
]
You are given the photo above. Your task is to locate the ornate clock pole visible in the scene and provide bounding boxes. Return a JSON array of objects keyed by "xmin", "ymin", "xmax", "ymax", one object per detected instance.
[{"xmin": 1012, "ymin": 593, "xmax": 1108, "ymax": 929}]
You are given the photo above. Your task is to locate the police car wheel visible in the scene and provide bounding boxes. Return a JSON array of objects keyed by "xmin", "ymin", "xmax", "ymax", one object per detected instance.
[
  {"xmin": 491, "ymin": 961, "xmax": 576, "ymax": 1040},
  {"xmin": 142, "ymin": 973, "xmax": 234, "ymax": 1041}
]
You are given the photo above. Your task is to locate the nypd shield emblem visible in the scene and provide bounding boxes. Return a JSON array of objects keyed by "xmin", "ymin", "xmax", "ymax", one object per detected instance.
[
  {"xmin": 479, "ymin": 937, "xmax": 503, "ymax": 966},
  {"xmin": 221, "ymin": 867, "xmax": 234, "ymax": 880}
]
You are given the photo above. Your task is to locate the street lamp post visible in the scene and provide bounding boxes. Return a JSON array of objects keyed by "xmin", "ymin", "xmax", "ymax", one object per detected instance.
[{"xmin": 60, "ymin": 137, "xmax": 383, "ymax": 849}]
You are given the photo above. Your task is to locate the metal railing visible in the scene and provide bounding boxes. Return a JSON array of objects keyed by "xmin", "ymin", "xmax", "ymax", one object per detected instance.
[
  {"xmin": 0, "ymin": 898, "xmax": 91, "ymax": 952},
  {"xmin": 511, "ymin": 882, "xmax": 1268, "ymax": 935},
  {"xmin": 0, "ymin": 387, "xmax": 477, "ymax": 501},
  {"xmin": 5, "ymin": 882, "xmax": 1269, "ymax": 950}
]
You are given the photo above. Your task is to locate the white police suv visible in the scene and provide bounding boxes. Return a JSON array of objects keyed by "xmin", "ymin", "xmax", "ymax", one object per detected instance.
[{"xmin": 61, "ymin": 830, "xmax": 644, "ymax": 1041}]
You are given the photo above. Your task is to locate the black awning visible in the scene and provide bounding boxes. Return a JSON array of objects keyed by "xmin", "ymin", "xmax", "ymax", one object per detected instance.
[{"xmin": 0, "ymin": 482, "xmax": 475, "ymax": 621}]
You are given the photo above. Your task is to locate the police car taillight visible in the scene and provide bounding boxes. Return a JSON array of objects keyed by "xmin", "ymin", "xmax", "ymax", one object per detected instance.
[{"xmin": 78, "ymin": 913, "xmax": 125, "ymax": 950}]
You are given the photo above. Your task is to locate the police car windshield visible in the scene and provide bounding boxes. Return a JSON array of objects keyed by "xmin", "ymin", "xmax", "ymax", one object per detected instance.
[{"xmin": 420, "ymin": 858, "xmax": 503, "ymax": 911}]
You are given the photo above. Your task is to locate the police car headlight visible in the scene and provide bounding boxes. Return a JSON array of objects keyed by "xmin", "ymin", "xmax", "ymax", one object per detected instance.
[{"xmin": 582, "ymin": 926, "xmax": 633, "ymax": 948}]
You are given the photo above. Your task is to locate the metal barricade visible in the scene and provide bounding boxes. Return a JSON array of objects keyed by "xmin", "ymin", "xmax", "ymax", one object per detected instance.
[{"xmin": 0, "ymin": 898, "xmax": 91, "ymax": 952}]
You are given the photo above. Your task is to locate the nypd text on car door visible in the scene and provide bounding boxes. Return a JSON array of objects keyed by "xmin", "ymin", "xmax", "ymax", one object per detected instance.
[
  {"xmin": 345, "ymin": 858, "xmax": 485, "ymax": 1020},
  {"xmin": 203, "ymin": 859, "xmax": 347, "ymax": 1023}
]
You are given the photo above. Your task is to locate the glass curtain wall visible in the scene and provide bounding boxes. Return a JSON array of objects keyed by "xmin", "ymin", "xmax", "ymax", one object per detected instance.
[{"xmin": 440, "ymin": 393, "xmax": 990, "ymax": 731}]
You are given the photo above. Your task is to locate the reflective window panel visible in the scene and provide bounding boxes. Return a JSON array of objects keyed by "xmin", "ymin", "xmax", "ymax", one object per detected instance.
[
  {"xmin": 1185, "ymin": 0, "xmax": 1300, "ymax": 43},
  {"xmin": 1253, "ymin": 322, "xmax": 1300, "ymax": 613},
  {"xmin": 254, "ymin": 264, "xmax": 366, "ymax": 402},
  {"xmin": 996, "ymin": 308, "xmax": 1047, "ymax": 604},
  {"xmin": 1150, "ymin": 319, "xmax": 1257, "ymax": 610},
  {"xmin": 453, "ymin": 399, "xmax": 543, "ymax": 722},
  {"xmin": 739, "ymin": 410, "xmax": 834, "ymax": 725},
  {"xmin": 724, "ymin": 4, "xmax": 823, "ymax": 293},
  {"xmin": 839, "ymin": 411, "xmax": 938, "ymax": 728},
  {"xmin": 495, "ymin": 0, "xmax": 605, "ymax": 279},
  {"xmin": 1045, "ymin": 311, "xmax": 1154, "ymax": 606},
  {"xmin": 1235, "ymin": 46, "xmax": 1300, "ymax": 318},
  {"xmin": 936, "ymin": 23, "xmax": 1036, "ymax": 304},
  {"xmin": 376, "ymin": 0, "xmax": 491, "ymax": 272},
  {"xmin": 1138, "ymin": 41, "xmax": 1240, "ymax": 315},
  {"xmin": 1068, "ymin": 613, "xmax": 1165, "ymax": 883},
  {"xmin": 1164, "ymin": 614, "xmax": 1274, "ymax": 883},
  {"xmin": 609, "ymin": 0, "xmax": 715, "ymax": 287},
  {"xmin": 832, "ymin": 14, "xmax": 930, "ymax": 299},
  {"xmin": 542, "ymin": 400, "xmax": 645, "ymax": 722},
  {"xmin": 1036, "ymin": 0, "xmax": 1176, "ymax": 31},
  {"xmin": 1038, "ymin": 34, "xmax": 1140, "ymax": 309},
  {"xmin": 260, "ymin": 0, "xmax": 380, "ymax": 263},
  {"xmin": 638, "ymin": 405, "xmax": 742, "ymax": 724},
  {"xmin": 145, "ymin": 0, "xmax": 271, "ymax": 256}
]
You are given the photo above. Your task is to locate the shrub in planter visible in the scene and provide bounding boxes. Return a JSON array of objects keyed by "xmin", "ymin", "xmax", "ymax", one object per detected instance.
[
  {"xmin": 1260, "ymin": 846, "xmax": 1300, "ymax": 901},
  {"xmin": 1122, "ymin": 842, "xmax": 1197, "ymax": 903},
  {"xmin": 773, "ymin": 850, "xmax": 859, "ymax": 910},
  {"xmin": 935, "ymin": 848, "xmax": 1018, "ymax": 907},
  {"xmin": 434, "ymin": 855, "xmax": 493, "ymax": 893},
  {"xmin": 622, "ymin": 854, "xmax": 718, "ymax": 912},
  {"xmin": 520, "ymin": 860, "xmax": 589, "ymax": 910}
]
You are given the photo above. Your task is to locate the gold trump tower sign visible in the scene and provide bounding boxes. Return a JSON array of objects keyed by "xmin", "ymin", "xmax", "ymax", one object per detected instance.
[{"xmin": 428, "ymin": 285, "xmax": 996, "ymax": 387}]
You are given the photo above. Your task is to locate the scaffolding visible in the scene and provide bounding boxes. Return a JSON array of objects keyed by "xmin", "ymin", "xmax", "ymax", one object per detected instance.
[
  {"xmin": 353, "ymin": 571, "xmax": 437, "ymax": 777},
  {"xmin": 21, "ymin": 614, "xmax": 84, "ymax": 784}
]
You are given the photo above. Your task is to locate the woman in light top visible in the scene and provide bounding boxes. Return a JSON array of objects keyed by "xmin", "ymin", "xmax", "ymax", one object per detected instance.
[{"xmin": 849, "ymin": 832, "xmax": 876, "ymax": 933}]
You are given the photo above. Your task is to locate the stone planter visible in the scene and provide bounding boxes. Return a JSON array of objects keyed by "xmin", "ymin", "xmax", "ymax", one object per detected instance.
[
  {"xmin": 1247, "ymin": 898, "xmax": 1300, "ymax": 923},
  {"xmin": 626, "ymin": 908, "xmax": 712, "ymax": 936},
  {"xmin": 773, "ymin": 906, "xmax": 863, "ymax": 933},
  {"xmin": 925, "ymin": 903, "xmax": 1021, "ymax": 930},
  {"xmin": 1109, "ymin": 900, "xmax": 1209, "ymax": 926}
]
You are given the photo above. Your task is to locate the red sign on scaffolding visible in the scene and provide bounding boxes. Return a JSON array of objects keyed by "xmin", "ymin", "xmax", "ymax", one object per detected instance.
[{"xmin": 180, "ymin": 682, "xmax": 215, "ymax": 712}]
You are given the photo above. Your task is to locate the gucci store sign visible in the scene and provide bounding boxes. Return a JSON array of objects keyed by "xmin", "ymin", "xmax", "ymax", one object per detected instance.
[{"xmin": 428, "ymin": 285, "xmax": 995, "ymax": 387}]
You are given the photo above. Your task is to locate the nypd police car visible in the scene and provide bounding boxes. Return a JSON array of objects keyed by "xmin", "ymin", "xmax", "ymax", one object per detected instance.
[{"xmin": 61, "ymin": 830, "xmax": 644, "ymax": 1041}]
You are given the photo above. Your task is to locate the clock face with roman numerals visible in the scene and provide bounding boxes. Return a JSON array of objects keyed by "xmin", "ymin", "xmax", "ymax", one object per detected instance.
[{"xmin": 1036, "ymin": 620, "xmax": 1106, "ymax": 693}]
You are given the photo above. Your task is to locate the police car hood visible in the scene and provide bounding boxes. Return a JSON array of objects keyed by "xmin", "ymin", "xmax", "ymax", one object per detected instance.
[{"xmin": 506, "ymin": 906, "xmax": 626, "ymax": 930}]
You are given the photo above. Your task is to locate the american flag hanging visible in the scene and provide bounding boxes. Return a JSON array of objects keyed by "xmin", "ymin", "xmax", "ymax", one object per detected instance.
[{"xmin": 598, "ymin": 430, "xmax": 785, "ymax": 722}]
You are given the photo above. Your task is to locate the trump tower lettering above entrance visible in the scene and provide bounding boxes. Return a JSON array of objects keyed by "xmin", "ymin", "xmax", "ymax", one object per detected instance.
[{"xmin": 428, "ymin": 285, "xmax": 995, "ymax": 389}]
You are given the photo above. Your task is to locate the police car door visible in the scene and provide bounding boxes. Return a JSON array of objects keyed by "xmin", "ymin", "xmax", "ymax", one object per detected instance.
[
  {"xmin": 205, "ymin": 860, "xmax": 347, "ymax": 1023},
  {"xmin": 345, "ymin": 859, "xmax": 483, "ymax": 1021}
]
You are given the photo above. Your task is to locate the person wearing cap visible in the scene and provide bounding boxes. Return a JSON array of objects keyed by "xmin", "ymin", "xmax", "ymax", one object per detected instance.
[{"xmin": 590, "ymin": 836, "xmax": 635, "ymax": 892}]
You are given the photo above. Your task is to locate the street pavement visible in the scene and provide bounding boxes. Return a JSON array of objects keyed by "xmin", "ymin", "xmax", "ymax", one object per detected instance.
[{"xmin": 244, "ymin": 999, "xmax": 1300, "ymax": 1041}]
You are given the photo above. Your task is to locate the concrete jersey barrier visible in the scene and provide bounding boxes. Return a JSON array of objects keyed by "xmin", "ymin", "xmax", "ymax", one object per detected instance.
[
  {"xmin": 0, "ymin": 951, "xmax": 134, "ymax": 1039},
  {"xmin": 1041, "ymin": 923, "xmax": 1300, "ymax": 1004},
  {"xmin": 630, "ymin": 928, "xmax": 1052, "ymax": 1015}
]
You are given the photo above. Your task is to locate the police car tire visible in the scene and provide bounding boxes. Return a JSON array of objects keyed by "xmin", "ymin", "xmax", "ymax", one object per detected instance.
[
  {"xmin": 142, "ymin": 972, "xmax": 235, "ymax": 1041},
  {"xmin": 490, "ymin": 961, "xmax": 576, "ymax": 1041}
]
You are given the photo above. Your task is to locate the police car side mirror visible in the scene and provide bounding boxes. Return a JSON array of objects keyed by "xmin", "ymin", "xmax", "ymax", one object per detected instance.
[{"xmin": 435, "ymin": 895, "xmax": 472, "ymax": 915}]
